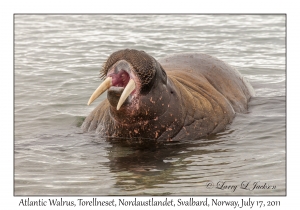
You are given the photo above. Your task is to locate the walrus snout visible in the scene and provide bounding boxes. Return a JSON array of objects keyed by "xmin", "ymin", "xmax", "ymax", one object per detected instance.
[
  {"xmin": 107, "ymin": 86, "xmax": 130, "ymax": 108},
  {"xmin": 100, "ymin": 49, "xmax": 156, "ymax": 92},
  {"xmin": 87, "ymin": 75, "xmax": 137, "ymax": 110},
  {"xmin": 87, "ymin": 59, "xmax": 141, "ymax": 110}
]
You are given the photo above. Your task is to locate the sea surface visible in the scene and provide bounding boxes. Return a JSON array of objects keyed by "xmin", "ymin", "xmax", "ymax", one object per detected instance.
[{"xmin": 14, "ymin": 15, "xmax": 286, "ymax": 195}]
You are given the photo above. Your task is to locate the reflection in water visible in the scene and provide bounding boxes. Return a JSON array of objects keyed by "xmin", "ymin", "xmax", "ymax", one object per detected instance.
[{"xmin": 97, "ymin": 135, "xmax": 230, "ymax": 195}]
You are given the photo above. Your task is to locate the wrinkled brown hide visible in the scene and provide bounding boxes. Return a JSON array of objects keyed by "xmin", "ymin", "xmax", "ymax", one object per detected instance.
[{"xmin": 82, "ymin": 50, "xmax": 254, "ymax": 141}]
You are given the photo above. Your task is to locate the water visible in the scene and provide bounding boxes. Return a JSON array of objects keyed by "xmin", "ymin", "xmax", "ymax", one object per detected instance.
[{"xmin": 14, "ymin": 15, "xmax": 286, "ymax": 195}]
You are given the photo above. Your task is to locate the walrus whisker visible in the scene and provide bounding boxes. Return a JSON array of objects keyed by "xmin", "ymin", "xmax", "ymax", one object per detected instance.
[{"xmin": 87, "ymin": 77, "xmax": 112, "ymax": 105}]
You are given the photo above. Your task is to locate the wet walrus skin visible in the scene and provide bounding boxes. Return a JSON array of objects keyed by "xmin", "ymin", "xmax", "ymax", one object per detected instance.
[{"xmin": 82, "ymin": 49, "xmax": 254, "ymax": 141}]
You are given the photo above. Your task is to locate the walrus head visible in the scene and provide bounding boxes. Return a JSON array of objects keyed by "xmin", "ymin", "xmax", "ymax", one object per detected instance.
[{"xmin": 87, "ymin": 49, "xmax": 171, "ymax": 125}]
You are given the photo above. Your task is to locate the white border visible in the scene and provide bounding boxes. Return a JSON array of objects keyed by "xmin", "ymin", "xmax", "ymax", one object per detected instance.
[{"xmin": 2, "ymin": 0, "xmax": 296, "ymax": 209}]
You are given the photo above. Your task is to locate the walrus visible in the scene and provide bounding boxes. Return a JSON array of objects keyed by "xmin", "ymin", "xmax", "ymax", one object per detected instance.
[{"xmin": 82, "ymin": 49, "xmax": 254, "ymax": 141}]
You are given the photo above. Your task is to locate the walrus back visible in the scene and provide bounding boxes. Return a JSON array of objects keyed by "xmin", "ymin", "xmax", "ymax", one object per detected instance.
[{"xmin": 158, "ymin": 53, "xmax": 254, "ymax": 113}]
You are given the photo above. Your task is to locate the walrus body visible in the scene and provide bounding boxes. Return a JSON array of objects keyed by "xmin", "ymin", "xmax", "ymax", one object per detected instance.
[{"xmin": 82, "ymin": 49, "xmax": 254, "ymax": 141}]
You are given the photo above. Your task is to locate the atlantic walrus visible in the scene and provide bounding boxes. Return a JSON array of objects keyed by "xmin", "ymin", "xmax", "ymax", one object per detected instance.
[{"xmin": 82, "ymin": 49, "xmax": 254, "ymax": 141}]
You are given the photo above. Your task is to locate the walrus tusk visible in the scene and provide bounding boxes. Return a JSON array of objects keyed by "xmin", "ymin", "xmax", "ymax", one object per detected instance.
[
  {"xmin": 117, "ymin": 79, "xmax": 136, "ymax": 110},
  {"xmin": 87, "ymin": 77, "xmax": 112, "ymax": 105}
]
